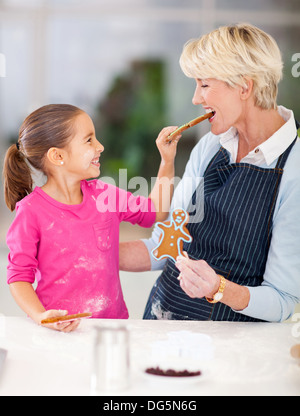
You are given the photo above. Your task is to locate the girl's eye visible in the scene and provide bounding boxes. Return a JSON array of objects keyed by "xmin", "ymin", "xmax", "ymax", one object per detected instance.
[
  {"xmin": 201, "ymin": 84, "xmax": 208, "ymax": 88},
  {"xmin": 87, "ymin": 138, "xmax": 92, "ymax": 143}
]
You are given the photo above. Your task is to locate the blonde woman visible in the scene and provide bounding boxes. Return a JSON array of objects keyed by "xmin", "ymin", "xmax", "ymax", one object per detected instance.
[{"xmin": 120, "ymin": 23, "xmax": 300, "ymax": 322}]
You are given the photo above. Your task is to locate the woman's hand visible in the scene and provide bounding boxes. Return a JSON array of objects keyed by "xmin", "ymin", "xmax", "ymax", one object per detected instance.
[
  {"xmin": 175, "ymin": 255, "xmax": 250, "ymax": 311},
  {"xmin": 175, "ymin": 255, "xmax": 220, "ymax": 299},
  {"xmin": 155, "ymin": 126, "xmax": 182, "ymax": 165},
  {"xmin": 39, "ymin": 310, "xmax": 80, "ymax": 333}
]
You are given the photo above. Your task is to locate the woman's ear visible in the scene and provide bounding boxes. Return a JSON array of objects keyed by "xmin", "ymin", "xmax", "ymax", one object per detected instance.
[
  {"xmin": 240, "ymin": 77, "xmax": 254, "ymax": 101},
  {"xmin": 46, "ymin": 147, "xmax": 65, "ymax": 166}
]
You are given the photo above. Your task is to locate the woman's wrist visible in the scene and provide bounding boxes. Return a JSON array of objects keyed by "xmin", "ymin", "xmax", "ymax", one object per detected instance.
[
  {"xmin": 207, "ymin": 273, "xmax": 221, "ymax": 299},
  {"xmin": 222, "ymin": 280, "xmax": 250, "ymax": 311}
]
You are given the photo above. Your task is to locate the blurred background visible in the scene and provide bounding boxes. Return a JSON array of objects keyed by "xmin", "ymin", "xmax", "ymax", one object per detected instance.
[{"xmin": 0, "ymin": 0, "xmax": 299, "ymax": 318}]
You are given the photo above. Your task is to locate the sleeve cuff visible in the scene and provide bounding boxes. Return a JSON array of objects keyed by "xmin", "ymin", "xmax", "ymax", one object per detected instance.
[
  {"xmin": 141, "ymin": 238, "xmax": 167, "ymax": 271},
  {"xmin": 231, "ymin": 285, "xmax": 291, "ymax": 323}
]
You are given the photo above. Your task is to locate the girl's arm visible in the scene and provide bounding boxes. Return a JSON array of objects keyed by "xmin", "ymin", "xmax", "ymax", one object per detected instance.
[
  {"xmin": 119, "ymin": 240, "xmax": 151, "ymax": 272},
  {"xmin": 9, "ymin": 282, "xmax": 79, "ymax": 332},
  {"xmin": 9, "ymin": 281, "xmax": 45, "ymax": 323},
  {"xmin": 120, "ymin": 127, "xmax": 181, "ymax": 271},
  {"xmin": 149, "ymin": 126, "xmax": 181, "ymax": 222}
]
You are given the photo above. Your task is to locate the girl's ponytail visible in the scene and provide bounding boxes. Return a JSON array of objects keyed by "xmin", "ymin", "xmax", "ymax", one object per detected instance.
[{"xmin": 3, "ymin": 144, "xmax": 33, "ymax": 211}]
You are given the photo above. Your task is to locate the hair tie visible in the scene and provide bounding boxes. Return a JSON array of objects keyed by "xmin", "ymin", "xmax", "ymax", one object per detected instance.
[{"xmin": 16, "ymin": 142, "xmax": 20, "ymax": 151}]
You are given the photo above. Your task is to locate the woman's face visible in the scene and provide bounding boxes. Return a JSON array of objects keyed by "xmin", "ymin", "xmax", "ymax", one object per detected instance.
[{"xmin": 192, "ymin": 78, "xmax": 245, "ymax": 135}]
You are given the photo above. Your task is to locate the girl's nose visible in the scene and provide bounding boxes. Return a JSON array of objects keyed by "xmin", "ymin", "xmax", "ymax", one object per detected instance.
[{"xmin": 96, "ymin": 140, "xmax": 104, "ymax": 153}]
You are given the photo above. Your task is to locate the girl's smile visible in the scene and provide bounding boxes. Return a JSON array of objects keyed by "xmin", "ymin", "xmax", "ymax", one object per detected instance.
[{"xmin": 91, "ymin": 156, "xmax": 100, "ymax": 168}]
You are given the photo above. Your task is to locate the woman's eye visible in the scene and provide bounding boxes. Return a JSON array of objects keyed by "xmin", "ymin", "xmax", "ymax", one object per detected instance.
[
  {"xmin": 87, "ymin": 138, "xmax": 92, "ymax": 143},
  {"xmin": 201, "ymin": 84, "xmax": 208, "ymax": 88}
]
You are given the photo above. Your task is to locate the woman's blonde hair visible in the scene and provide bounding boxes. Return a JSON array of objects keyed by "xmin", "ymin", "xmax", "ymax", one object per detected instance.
[{"xmin": 179, "ymin": 23, "xmax": 283, "ymax": 110}]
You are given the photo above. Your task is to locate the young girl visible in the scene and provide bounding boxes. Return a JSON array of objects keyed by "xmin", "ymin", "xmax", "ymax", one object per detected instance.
[{"xmin": 3, "ymin": 104, "xmax": 181, "ymax": 332}]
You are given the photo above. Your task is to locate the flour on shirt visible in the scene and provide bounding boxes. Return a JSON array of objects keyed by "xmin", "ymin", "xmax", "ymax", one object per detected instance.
[
  {"xmin": 46, "ymin": 222, "xmax": 55, "ymax": 230},
  {"xmin": 85, "ymin": 295, "xmax": 110, "ymax": 313},
  {"xmin": 74, "ymin": 256, "xmax": 104, "ymax": 271},
  {"xmin": 54, "ymin": 277, "xmax": 68, "ymax": 285}
]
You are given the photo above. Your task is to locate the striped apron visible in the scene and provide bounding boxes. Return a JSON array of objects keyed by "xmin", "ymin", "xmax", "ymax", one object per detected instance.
[{"xmin": 143, "ymin": 135, "xmax": 297, "ymax": 321}]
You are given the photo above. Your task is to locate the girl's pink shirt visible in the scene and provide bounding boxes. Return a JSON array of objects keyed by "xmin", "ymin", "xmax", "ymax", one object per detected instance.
[{"xmin": 6, "ymin": 179, "xmax": 156, "ymax": 319}]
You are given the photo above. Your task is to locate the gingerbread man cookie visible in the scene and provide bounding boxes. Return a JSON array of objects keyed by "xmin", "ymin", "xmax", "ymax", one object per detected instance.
[{"xmin": 151, "ymin": 208, "xmax": 192, "ymax": 262}]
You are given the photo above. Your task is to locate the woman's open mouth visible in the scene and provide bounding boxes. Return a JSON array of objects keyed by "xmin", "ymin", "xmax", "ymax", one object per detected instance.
[{"xmin": 206, "ymin": 109, "xmax": 216, "ymax": 122}]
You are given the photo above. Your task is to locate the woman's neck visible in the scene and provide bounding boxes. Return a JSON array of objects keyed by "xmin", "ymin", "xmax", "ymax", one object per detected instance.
[{"xmin": 235, "ymin": 106, "xmax": 285, "ymax": 163}]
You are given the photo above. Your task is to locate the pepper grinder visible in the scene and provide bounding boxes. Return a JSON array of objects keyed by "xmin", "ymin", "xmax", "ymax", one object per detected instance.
[{"xmin": 91, "ymin": 324, "xmax": 130, "ymax": 394}]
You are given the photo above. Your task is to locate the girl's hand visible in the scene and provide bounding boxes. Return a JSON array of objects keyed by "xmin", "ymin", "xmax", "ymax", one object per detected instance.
[
  {"xmin": 149, "ymin": 126, "xmax": 182, "ymax": 222},
  {"xmin": 39, "ymin": 309, "xmax": 80, "ymax": 332},
  {"xmin": 156, "ymin": 126, "xmax": 182, "ymax": 165}
]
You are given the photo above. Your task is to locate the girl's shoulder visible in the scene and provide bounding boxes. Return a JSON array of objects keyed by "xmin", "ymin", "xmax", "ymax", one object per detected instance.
[
  {"xmin": 81, "ymin": 179, "xmax": 119, "ymax": 195},
  {"xmin": 15, "ymin": 187, "xmax": 41, "ymax": 213},
  {"xmin": 10, "ymin": 190, "xmax": 41, "ymax": 233},
  {"xmin": 81, "ymin": 179, "xmax": 124, "ymax": 210}
]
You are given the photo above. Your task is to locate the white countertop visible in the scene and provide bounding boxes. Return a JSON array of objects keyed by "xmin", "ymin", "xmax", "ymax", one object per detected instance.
[{"xmin": 0, "ymin": 317, "xmax": 299, "ymax": 396}]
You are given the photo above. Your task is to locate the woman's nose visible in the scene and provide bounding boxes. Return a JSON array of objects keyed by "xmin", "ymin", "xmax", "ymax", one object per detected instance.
[{"xmin": 192, "ymin": 85, "xmax": 204, "ymax": 106}]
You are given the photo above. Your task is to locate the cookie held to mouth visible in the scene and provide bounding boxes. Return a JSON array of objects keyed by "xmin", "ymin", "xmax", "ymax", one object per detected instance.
[{"xmin": 168, "ymin": 112, "xmax": 214, "ymax": 142}]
